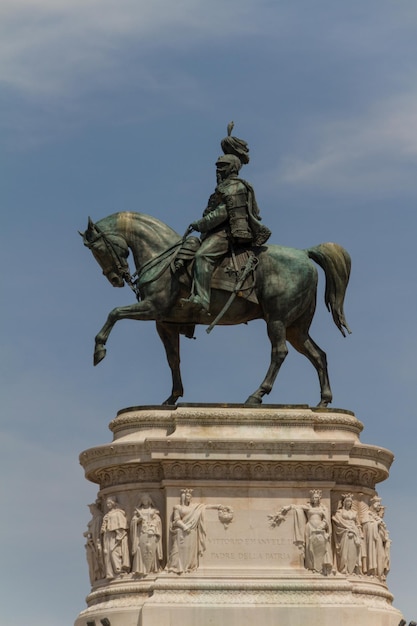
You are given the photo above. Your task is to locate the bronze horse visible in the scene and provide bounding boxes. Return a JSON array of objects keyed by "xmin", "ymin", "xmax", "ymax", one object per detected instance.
[{"xmin": 81, "ymin": 211, "xmax": 351, "ymax": 406}]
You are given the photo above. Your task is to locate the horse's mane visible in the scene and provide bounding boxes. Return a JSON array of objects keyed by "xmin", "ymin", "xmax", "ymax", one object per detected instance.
[{"xmin": 96, "ymin": 211, "xmax": 180, "ymax": 244}]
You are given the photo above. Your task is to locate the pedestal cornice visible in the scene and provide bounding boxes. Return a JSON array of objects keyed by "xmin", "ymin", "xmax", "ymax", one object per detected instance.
[{"xmin": 79, "ymin": 405, "xmax": 393, "ymax": 489}]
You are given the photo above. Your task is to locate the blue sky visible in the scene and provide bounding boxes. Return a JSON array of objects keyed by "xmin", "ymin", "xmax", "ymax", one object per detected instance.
[{"xmin": 1, "ymin": 1, "xmax": 417, "ymax": 623}]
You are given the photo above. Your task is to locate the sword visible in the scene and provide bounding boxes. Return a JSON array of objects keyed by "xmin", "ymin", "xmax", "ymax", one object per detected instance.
[{"xmin": 206, "ymin": 253, "xmax": 258, "ymax": 334}]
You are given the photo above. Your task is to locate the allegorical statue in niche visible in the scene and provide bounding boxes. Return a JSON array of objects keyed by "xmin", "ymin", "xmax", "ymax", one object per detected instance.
[
  {"xmin": 84, "ymin": 498, "xmax": 104, "ymax": 584},
  {"xmin": 166, "ymin": 488, "xmax": 233, "ymax": 574},
  {"xmin": 101, "ymin": 497, "xmax": 130, "ymax": 580},
  {"xmin": 379, "ymin": 504, "xmax": 392, "ymax": 577},
  {"xmin": 130, "ymin": 493, "xmax": 163, "ymax": 576},
  {"xmin": 269, "ymin": 490, "xmax": 332, "ymax": 575},
  {"xmin": 332, "ymin": 493, "xmax": 363, "ymax": 575},
  {"xmin": 360, "ymin": 495, "xmax": 391, "ymax": 580},
  {"xmin": 81, "ymin": 122, "xmax": 352, "ymax": 408}
]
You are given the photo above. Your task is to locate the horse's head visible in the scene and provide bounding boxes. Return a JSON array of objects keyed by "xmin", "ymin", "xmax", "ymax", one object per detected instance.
[{"xmin": 80, "ymin": 217, "xmax": 130, "ymax": 288}]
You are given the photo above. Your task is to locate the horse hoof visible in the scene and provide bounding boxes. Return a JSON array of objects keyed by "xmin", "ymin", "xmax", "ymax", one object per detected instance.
[
  {"xmin": 162, "ymin": 396, "xmax": 179, "ymax": 406},
  {"xmin": 245, "ymin": 395, "xmax": 263, "ymax": 405},
  {"xmin": 316, "ymin": 399, "xmax": 330, "ymax": 408},
  {"xmin": 94, "ymin": 347, "xmax": 107, "ymax": 366}
]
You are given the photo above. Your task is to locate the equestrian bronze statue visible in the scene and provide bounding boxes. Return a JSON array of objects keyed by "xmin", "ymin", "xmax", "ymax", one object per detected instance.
[{"xmin": 80, "ymin": 125, "xmax": 351, "ymax": 406}]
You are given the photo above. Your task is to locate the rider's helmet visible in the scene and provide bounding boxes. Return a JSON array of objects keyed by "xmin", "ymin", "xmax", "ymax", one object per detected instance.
[{"xmin": 215, "ymin": 154, "xmax": 242, "ymax": 176}]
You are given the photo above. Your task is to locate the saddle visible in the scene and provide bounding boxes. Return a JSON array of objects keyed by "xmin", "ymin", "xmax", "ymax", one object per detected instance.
[{"xmin": 173, "ymin": 236, "xmax": 259, "ymax": 305}]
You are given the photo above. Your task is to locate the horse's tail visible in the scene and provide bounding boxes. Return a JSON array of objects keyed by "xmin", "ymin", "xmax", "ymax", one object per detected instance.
[{"xmin": 306, "ymin": 243, "xmax": 352, "ymax": 337}]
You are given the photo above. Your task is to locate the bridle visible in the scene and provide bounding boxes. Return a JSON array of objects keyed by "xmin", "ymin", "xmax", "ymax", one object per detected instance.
[
  {"xmin": 84, "ymin": 221, "xmax": 188, "ymax": 300},
  {"xmin": 85, "ymin": 223, "xmax": 140, "ymax": 298}
]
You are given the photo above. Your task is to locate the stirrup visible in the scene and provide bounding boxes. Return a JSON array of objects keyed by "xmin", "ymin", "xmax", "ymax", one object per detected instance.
[{"xmin": 180, "ymin": 296, "xmax": 209, "ymax": 312}]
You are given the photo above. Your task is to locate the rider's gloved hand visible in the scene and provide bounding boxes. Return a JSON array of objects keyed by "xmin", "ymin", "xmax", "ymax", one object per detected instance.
[{"xmin": 183, "ymin": 224, "xmax": 195, "ymax": 239}]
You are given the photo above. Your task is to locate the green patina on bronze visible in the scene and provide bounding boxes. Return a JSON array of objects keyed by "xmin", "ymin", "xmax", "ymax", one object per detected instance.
[
  {"xmin": 80, "ymin": 125, "xmax": 351, "ymax": 406},
  {"xmin": 81, "ymin": 210, "xmax": 350, "ymax": 406}
]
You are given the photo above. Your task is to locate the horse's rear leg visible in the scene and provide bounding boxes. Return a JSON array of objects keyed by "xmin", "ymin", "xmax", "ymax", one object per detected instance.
[
  {"xmin": 245, "ymin": 320, "xmax": 288, "ymax": 405},
  {"xmin": 156, "ymin": 321, "xmax": 184, "ymax": 405},
  {"xmin": 287, "ymin": 328, "xmax": 332, "ymax": 407}
]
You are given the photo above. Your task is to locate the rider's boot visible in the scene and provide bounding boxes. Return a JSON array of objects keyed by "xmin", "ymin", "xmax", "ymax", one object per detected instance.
[
  {"xmin": 181, "ymin": 262, "xmax": 212, "ymax": 312},
  {"xmin": 183, "ymin": 294, "xmax": 208, "ymax": 311}
]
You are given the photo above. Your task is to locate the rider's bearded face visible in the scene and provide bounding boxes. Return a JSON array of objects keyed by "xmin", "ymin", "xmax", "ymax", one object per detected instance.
[{"xmin": 216, "ymin": 162, "xmax": 232, "ymax": 183}]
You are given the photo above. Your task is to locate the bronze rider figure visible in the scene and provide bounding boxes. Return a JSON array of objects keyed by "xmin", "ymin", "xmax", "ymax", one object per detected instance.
[{"xmin": 183, "ymin": 124, "xmax": 271, "ymax": 312}]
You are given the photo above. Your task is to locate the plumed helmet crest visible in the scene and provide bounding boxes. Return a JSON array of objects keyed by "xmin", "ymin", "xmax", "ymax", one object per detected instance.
[{"xmin": 220, "ymin": 121, "xmax": 250, "ymax": 165}]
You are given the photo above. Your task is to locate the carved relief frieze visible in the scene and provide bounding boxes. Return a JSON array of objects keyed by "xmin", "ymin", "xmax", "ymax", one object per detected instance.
[
  {"xmin": 91, "ymin": 460, "xmax": 380, "ymax": 488},
  {"xmin": 82, "ymin": 487, "xmax": 391, "ymax": 598},
  {"xmin": 333, "ymin": 467, "xmax": 378, "ymax": 488},
  {"xmin": 162, "ymin": 460, "xmax": 333, "ymax": 482},
  {"xmin": 95, "ymin": 463, "xmax": 163, "ymax": 487}
]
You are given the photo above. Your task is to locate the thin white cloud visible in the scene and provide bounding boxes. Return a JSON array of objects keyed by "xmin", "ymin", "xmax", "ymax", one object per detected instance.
[
  {"xmin": 275, "ymin": 91, "xmax": 417, "ymax": 192},
  {"xmin": 0, "ymin": 0, "xmax": 261, "ymax": 98},
  {"xmin": 0, "ymin": 0, "xmax": 268, "ymax": 147}
]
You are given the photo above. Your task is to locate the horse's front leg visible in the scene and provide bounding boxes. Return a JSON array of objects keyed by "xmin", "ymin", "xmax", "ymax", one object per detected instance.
[
  {"xmin": 156, "ymin": 321, "xmax": 184, "ymax": 405},
  {"xmin": 94, "ymin": 301, "xmax": 154, "ymax": 365}
]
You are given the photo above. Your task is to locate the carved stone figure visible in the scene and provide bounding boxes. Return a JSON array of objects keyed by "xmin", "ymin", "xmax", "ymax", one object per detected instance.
[
  {"xmin": 166, "ymin": 489, "xmax": 233, "ymax": 574},
  {"xmin": 332, "ymin": 493, "xmax": 362, "ymax": 575},
  {"xmin": 84, "ymin": 499, "xmax": 104, "ymax": 584},
  {"xmin": 130, "ymin": 493, "xmax": 163, "ymax": 576},
  {"xmin": 379, "ymin": 505, "xmax": 392, "ymax": 578},
  {"xmin": 101, "ymin": 497, "xmax": 130, "ymax": 580},
  {"xmin": 270, "ymin": 490, "xmax": 332, "ymax": 575},
  {"xmin": 182, "ymin": 123, "xmax": 271, "ymax": 313},
  {"xmin": 361, "ymin": 496, "xmax": 390, "ymax": 579}
]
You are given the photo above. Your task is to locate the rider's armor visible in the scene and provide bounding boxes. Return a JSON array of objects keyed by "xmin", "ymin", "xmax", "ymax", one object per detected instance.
[
  {"xmin": 191, "ymin": 176, "xmax": 271, "ymax": 248},
  {"xmin": 192, "ymin": 178, "xmax": 257, "ymax": 243},
  {"xmin": 218, "ymin": 178, "xmax": 252, "ymax": 243}
]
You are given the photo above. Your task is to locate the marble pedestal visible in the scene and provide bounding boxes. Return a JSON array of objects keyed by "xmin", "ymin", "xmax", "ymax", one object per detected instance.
[{"xmin": 75, "ymin": 404, "xmax": 403, "ymax": 626}]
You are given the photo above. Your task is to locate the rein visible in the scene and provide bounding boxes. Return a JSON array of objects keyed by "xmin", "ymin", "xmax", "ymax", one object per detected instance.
[
  {"xmin": 134, "ymin": 241, "xmax": 182, "ymax": 288},
  {"xmin": 86, "ymin": 224, "xmax": 141, "ymax": 298},
  {"xmin": 88, "ymin": 223, "xmax": 184, "ymax": 299}
]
